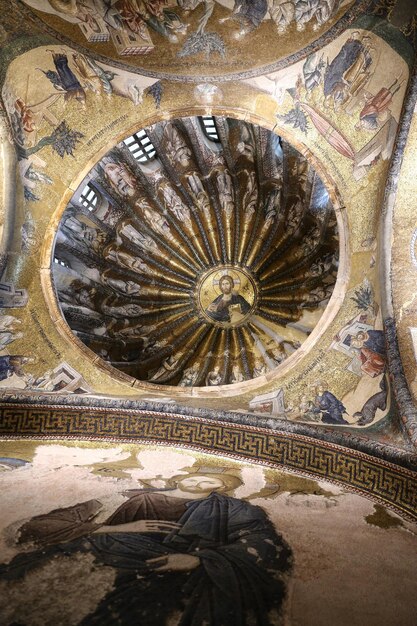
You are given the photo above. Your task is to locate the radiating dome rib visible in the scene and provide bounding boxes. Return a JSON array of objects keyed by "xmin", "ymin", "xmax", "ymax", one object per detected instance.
[
  {"xmin": 146, "ymin": 120, "xmax": 220, "ymax": 266},
  {"xmin": 118, "ymin": 143, "xmax": 211, "ymax": 269},
  {"xmin": 179, "ymin": 117, "xmax": 229, "ymax": 265},
  {"xmin": 53, "ymin": 116, "xmax": 339, "ymax": 387}
]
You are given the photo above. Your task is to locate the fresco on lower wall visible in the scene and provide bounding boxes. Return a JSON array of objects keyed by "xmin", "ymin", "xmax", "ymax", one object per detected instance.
[
  {"xmin": 18, "ymin": 0, "xmax": 355, "ymax": 78},
  {"xmin": 0, "ymin": 441, "xmax": 416, "ymax": 625}
]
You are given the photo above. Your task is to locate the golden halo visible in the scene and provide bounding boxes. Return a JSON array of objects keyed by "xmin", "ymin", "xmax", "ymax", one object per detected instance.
[{"xmin": 197, "ymin": 266, "xmax": 257, "ymax": 328}]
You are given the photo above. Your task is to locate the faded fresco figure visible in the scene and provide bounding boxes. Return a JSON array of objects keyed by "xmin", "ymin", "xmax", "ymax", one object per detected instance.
[
  {"xmin": 118, "ymin": 222, "xmax": 158, "ymax": 253},
  {"xmin": 159, "ymin": 181, "xmax": 192, "ymax": 224},
  {"xmin": 142, "ymin": 338, "xmax": 170, "ymax": 357},
  {"xmin": 236, "ymin": 124, "xmax": 255, "ymax": 160},
  {"xmin": 186, "ymin": 172, "xmax": 210, "ymax": 216},
  {"xmin": 104, "ymin": 245, "xmax": 151, "ymax": 274},
  {"xmin": 62, "ymin": 215, "xmax": 97, "ymax": 247},
  {"xmin": 302, "ymin": 52, "xmax": 325, "ymax": 97},
  {"xmin": 59, "ymin": 284, "xmax": 97, "ymax": 311},
  {"xmin": 263, "ymin": 187, "xmax": 281, "ymax": 228},
  {"xmin": 206, "ymin": 275, "xmax": 251, "ymax": 323},
  {"xmin": 0, "ymin": 330, "xmax": 23, "ymax": 350},
  {"xmin": 270, "ymin": 345, "xmax": 286, "ymax": 366},
  {"xmin": 295, "ymin": 0, "xmax": 339, "ymax": 32},
  {"xmin": 216, "ymin": 169, "xmax": 234, "ymax": 218},
  {"xmin": 253, "ymin": 358, "xmax": 267, "ymax": 377},
  {"xmin": 163, "ymin": 124, "xmax": 192, "ymax": 167},
  {"xmin": 242, "ymin": 170, "xmax": 258, "ymax": 222},
  {"xmin": 299, "ymin": 394, "xmax": 319, "ymax": 420},
  {"xmin": 101, "ymin": 300, "xmax": 144, "ymax": 318},
  {"xmin": 43, "ymin": 0, "xmax": 113, "ymax": 29},
  {"xmin": 0, "ymin": 471, "xmax": 292, "ymax": 625},
  {"xmin": 139, "ymin": 202, "xmax": 174, "ymax": 241},
  {"xmin": 149, "ymin": 351, "xmax": 184, "ymax": 381},
  {"xmin": 269, "ymin": 0, "xmax": 295, "ymax": 33},
  {"xmin": 124, "ymin": 0, "xmax": 187, "ymax": 43},
  {"xmin": 219, "ymin": 0, "xmax": 268, "ymax": 35},
  {"xmin": 0, "ymin": 315, "xmax": 22, "ymax": 332},
  {"xmin": 101, "ymin": 273, "xmax": 143, "ymax": 297},
  {"xmin": 71, "ymin": 52, "xmax": 145, "ymax": 103},
  {"xmin": 177, "ymin": 0, "xmax": 215, "ymax": 33},
  {"xmin": 114, "ymin": 323, "xmax": 157, "ymax": 338}
]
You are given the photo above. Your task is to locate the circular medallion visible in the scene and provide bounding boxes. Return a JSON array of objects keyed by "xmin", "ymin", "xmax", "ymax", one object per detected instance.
[
  {"xmin": 52, "ymin": 116, "xmax": 340, "ymax": 387},
  {"xmin": 197, "ymin": 266, "xmax": 257, "ymax": 328}
]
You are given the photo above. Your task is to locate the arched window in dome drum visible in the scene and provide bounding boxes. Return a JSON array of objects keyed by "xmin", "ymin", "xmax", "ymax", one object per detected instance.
[
  {"xmin": 124, "ymin": 130, "xmax": 157, "ymax": 163},
  {"xmin": 200, "ymin": 116, "xmax": 220, "ymax": 143},
  {"xmin": 80, "ymin": 183, "xmax": 99, "ymax": 211}
]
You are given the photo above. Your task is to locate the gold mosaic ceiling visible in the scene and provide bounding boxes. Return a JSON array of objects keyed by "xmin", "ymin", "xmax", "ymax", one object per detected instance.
[
  {"xmin": 52, "ymin": 116, "xmax": 339, "ymax": 386},
  {"xmin": 17, "ymin": 0, "xmax": 356, "ymax": 79}
]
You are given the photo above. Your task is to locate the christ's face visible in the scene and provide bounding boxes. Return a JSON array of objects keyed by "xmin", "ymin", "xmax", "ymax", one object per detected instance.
[
  {"xmin": 220, "ymin": 278, "xmax": 233, "ymax": 295},
  {"xmin": 176, "ymin": 475, "xmax": 225, "ymax": 494}
]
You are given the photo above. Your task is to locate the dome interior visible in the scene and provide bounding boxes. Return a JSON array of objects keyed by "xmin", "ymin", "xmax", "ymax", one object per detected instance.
[{"xmin": 52, "ymin": 116, "xmax": 339, "ymax": 387}]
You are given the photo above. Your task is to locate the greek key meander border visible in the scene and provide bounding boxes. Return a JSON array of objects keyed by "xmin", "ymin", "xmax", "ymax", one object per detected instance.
[{"xmin": 0, "ymin": 404, "xmax": 416, "ymax": 521}]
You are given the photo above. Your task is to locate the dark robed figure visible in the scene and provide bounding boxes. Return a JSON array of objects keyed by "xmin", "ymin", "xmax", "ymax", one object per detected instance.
[{"xmin": 0, "ymin": 473, "xmax": 292, "ymax": 625}]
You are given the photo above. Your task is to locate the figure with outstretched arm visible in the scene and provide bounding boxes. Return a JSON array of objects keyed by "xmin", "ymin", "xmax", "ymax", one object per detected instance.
[{"xmin": 0, "ymin": 472, "xmax": 292, "ymax": 625}]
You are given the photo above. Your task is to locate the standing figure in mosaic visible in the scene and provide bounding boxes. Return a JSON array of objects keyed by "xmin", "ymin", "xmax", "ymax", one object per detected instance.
[
  {"xmin": 216, "ymin": 169, "xmax": 234, "ymax": 218},
  {"xmin": 104, "ymin": 161, "xmax": 136, "ymax": 198},
  {"xmin": 179, "ymin": 361, "xmax": 200, "ymax": 386},
  {"xmin": 206, "ymin": 364, "xmax": 222, "ymax": 385}
]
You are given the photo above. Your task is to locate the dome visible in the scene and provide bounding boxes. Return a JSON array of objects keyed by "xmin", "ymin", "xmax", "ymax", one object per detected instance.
[{"xmin": 52, "ymin": 116, "xmax": 339, "ymax": 387}]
